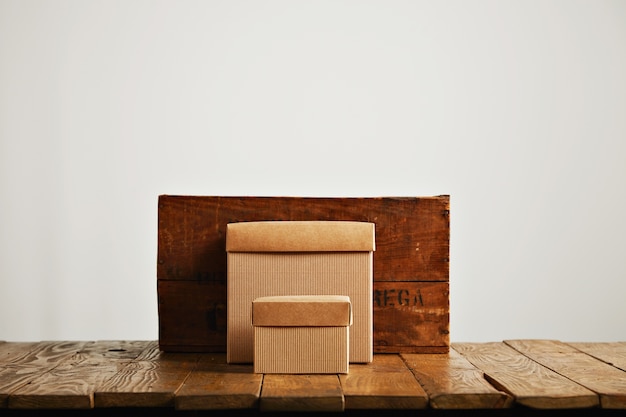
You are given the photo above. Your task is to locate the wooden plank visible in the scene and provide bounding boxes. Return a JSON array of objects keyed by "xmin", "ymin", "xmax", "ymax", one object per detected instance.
[
  {"xmin": 260, "ymin": 374, "xmax": 344, "ymax": 412},
  {"xmin": 157, "ymin": 280, "xmax": 226, "ymax": 352},
  {"xmin": 157, "ymin": 195, "xmax": 450, "ymax": 282},
  {"xmin": 0, "ymin": 341, "xmax": 89, "ymax": 408},
  {"xmin": 82, "ymin": 340, "xmax": 153, "ymax": 360},
  {"xmin": 505, "ymin": 339, "xmax": 626, "ymax": 409},
  {"xmin": 453, "ymin": 342, "xmax": 598, "ymax": 409},
  {"xmin": 0, "ymin": 342, "xmax": 41, "ymax": 365},
  {"xmin": 569, "ymin": 342, "xmax": 626, "ymax": 372},
  {"xmin": 95, "ymin": 341, "xmax": 198, "ymax": 408},
  {"xmin": 374, "ymin": 281, "xmax": 449, "ymax": 353},
  {"xmin": 9, "ymin": 341, "xmax": 151, "ymax": 409},
  {"xmin": 175, "ymin": 353, "xmax": 262, "ymax": 410},
  {"xmin": 402, "ymin": 348, "xmax": 512, "ymax": 409},
  {"xmin": 339, "ymin": 354, "xmax": 428, "ymax": 409}
]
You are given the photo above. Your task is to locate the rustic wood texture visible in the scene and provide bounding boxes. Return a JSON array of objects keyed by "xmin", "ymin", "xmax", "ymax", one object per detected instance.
[
  {"xmin": 505, "ymin": 339, "xmax": 626, "ymax": 409},
  {"xmin": 260, "ymin": 374, "xmax": 344, "ymax": 412},
  {"xmin": 95, "ymin": 342, "xmax": 199, "ymax": 408},
  {"xmin": 157, "ymin": 195, "xmax": 450, "ymax": 282},
  {"xmin": 0, "ymin": 341, "xmax": 89, "ymax": 408},
  {"xmin": 3, "ymin": 340, "xmax": 625, "ymax": 412},
  {"xmin": 569, "ymin": 341, "xmax": 626, "ymax": 372},
  {"xmin": 374, "ymin": 281, "xmax": 449, "ymax": 352},
  {"xmin": 175, "ymin": 354, "xmax": 262, "ymax": 410},
  {"xmin": 157, "ymin": 195, "xmax": 450, "ymax": 353},
  {"xmin": 402, "ymin": 348, "xmax": 513, "ymax": 409},
  {"xmin": 157, "ymin": 279, "xmax": 451, "ymax": 353},
  {"xmin": 157, "ymin": 280, "xmax": 226, "ymax": 351},
  {"xmin": 9, "ymin": 341, "xmax": 148, "ymax": 409},
  {"xmin": 339, "ymin": 354, "xmax": 428, "ymax": 409},
  {"xmin": 453, "ymin": 342, "xmax": 599, "ymax": 409}
]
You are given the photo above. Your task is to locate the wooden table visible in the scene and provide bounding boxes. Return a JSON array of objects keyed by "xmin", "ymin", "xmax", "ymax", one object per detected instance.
[{"xmin": 1, "ymin": 340, "xmax": 625, "ymax": 416}]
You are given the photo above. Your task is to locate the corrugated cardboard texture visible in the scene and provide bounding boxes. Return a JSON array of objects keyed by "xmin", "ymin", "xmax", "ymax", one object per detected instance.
[
  {"xmin": 228, "ymin": 252, "xmax": 372, "ymax": 363},
  {"xmin": 253, "ymin": 295, "xmax": 352, "ymax": 327},
  {"xmin": 254, "ymin": 326, "xmax": 349, "ymax": 374},
  {"xmin": 226, "ymin": 221, "xmax": 375, "ymax": 252}
]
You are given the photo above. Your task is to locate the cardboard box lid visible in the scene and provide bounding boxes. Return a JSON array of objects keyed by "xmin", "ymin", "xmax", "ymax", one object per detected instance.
[
  {"xmin": 252, "ymin": 295, "xmax": 352, "ymax": 327},
  {"xmin": 226, "ymin": 221, "xmax": 375, "ymax": 252}
]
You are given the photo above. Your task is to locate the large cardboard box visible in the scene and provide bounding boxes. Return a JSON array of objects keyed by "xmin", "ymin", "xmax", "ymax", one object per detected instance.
[
  {"xmin": 252, "ymin": 295, "xmax": 352, "ymax": 374},
  {"xmin": 226, "ymin": 220, "xmax": 375, "ymax": 364}
]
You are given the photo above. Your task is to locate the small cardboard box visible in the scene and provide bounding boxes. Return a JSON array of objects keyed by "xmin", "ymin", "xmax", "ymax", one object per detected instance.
[
  {"xmin": 252, "ymin": 295, "xmax": 352, "ymax": 374},
  {"xmin": 226, "ymin": 220, "xmax": 375, "ymax": 364}
]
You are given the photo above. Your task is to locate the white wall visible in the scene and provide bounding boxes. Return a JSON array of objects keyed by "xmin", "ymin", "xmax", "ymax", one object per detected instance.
[{"xmin": 1, "ymin": 0, "xmax": 625, "ymax": 343}]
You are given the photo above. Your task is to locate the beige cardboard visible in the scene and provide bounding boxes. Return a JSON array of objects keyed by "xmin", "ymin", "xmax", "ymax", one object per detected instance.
[
  {"xmin": 254, "ymin": 325, "xmax": 349, "ymax": 374},
  {"xmin": 226, "ymin": 221, "xmax": 375, "ymax": 252},
  {"xmin": 252, "ymin": 295, "xmax": 352, "ymax": 327},
  {"xmin": 253, "ymin": 295, "xmax": 351, "ymax": 374},
  {"xmin": 227, "ymin": 221, "xmax": 374, "ymax": 364}
]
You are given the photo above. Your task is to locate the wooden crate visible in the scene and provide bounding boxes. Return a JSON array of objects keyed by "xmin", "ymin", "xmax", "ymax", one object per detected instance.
[{"xmin": 157, "ymin": 195, "xmax": 450, "ymax": 353}]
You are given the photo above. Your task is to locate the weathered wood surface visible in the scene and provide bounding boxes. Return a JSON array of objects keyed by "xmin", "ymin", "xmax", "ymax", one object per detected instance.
[
  {"xmin": 453, "ymin": 342, "xmax": 599, "ymax": 409},
  {"xmin": 95, "ymin": 342, "xmax": 199, "ymax": 408},
  {"xmin": 505, "ymin": 339, "xmax": 626, "ymax": 409},
  {"xmin": 569, "ymin": 341, "xmax": 626, "ymax": 372},
  {"xmin": 175, "ymin": 354, "xmax": 262, "ymax": 410},
  {"xmin": 157, "ymin": 195, "xmax": 450, "ymax": 354},
  {"xmin": 373, "ymin": 281, "xmax": 449, "ymax": 353},
  {"xmin": 402, "ymin": 348, "xmax": 513, "ymax": 409},
  {"xmin": 260, "ymin": 374, "xmax": 344, "ymax": 412},
  {"xmin": 0, "ymin": 341, "xmax": 90, "ymax": 408},
  {"xmin": 8, "ymin": 341, "xmax": 151, "ymax": 409},
  {"xmin": 339, "ymin": 354, "xmax": 428, "ymax": 409},
  {"xmin": 2, "ymin": 340, "xmax": 626, "ymax": 412}
]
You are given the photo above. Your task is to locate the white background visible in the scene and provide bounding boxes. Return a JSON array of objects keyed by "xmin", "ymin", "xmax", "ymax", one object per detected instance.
[{"xmin": 1, "ymin": 0, "xmax": 625, "ymax": 343}]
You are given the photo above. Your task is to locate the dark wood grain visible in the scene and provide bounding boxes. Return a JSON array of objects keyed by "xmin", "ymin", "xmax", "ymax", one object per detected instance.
[
  {"xmin": 157, "ymin": 195, "xmax": 450, "ymax": 282},
  {"xmin": 374, "ymin": 281, "xmax": 449, "ymax": 353},
  {"xmin": 157, "ymin": 195, "xmax": 450, "ymax": 353}
]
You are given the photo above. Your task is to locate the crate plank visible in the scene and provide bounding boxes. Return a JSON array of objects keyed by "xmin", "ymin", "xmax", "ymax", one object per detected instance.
[
  {"xmin": 374, "ymin": 281, "xmax": 449, "ymax": 353},
  {"xmin": 157, "ymin": 195, "xmax": 449, "ymax": 354},
  {"xmin": 453, "ymin": 342, "xmax": 598, "ymax": 409},
  {"xmin": 175, "ymin": 353, "xmax": 262, "ymax": 410},
  {"xmin": 9, "ymin": 341, "xmax": 150, "ymax": 409},
  {"xmin": 339, "ymin": 354, "xmax": 428, "ymax": 409},
  {"xmin": 157, "ymin": 195, "xmax": 450, "ymax": 282},
  {"xmin": 260, "ymin": 374, "xmax": 344, "ymax": 412},
  {"xmin": 568, "ymin": 342, "xmax": 626, "ymax": 372},
  {"xmin": 157, "ymin": 280, "xmax": 226, "ymax": 352},
  {"xmin": 505, "ymin": 340, "xmax": 626, "ymax": 409},
  {"xmin": 402, "ymin": 348, "xmax": 513, "ymax": 409}
]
